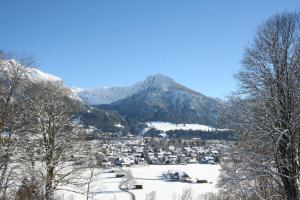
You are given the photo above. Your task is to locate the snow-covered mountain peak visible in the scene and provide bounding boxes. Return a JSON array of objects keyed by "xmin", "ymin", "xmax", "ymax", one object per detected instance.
[
  {"xmin": 144, "ymin": 74, "xmax": 174, "ymax": 84},
  {"xmin": 142, "ymin": 74, "xmax": 176, "ymax": 90},
  {"xmin": 26, "ymin": 67, "xmax": 62, "ymax": 83},
  {"xmin": 2, "ymin": 59, "xmax": 62, "ymax": 83},
  {"xmin": 75, "ymin": 74, "xmax": 180, "ymax": 105},
  {"xmin": 70, "ymin": 87, "xmax": 84, "ymax": 94}
]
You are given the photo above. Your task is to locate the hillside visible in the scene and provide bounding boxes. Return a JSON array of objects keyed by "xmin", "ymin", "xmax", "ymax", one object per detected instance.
[{"xmin": 97, "ymin": 74, "xmax": 221, "ymax": 126}]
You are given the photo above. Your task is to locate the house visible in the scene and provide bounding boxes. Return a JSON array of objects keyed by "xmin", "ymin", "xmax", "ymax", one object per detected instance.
[
  {"xmin": 163, "ymin": 170, "xmax": 192, "ymax": 183},
  {"xmin": 186, "ymin": 157, "xmax": 197, "ymax": 164},
  {"xmin": 115, "ymin": 172, "xmax": 126, "ymax": 177},
  {"xmin": 200, "ymin": 156, "xmax": 215, "ymax": 164},
  {"xmin": 102, "ymin": 162, "xmax": 113, "ymax": 168},
  {"xmin": 132, "ymin": 183, "xmax": 143, "ymax": 189},
  {"xmin": 121, "ymin": 162, "xmax": 131, "ymax": 167}
]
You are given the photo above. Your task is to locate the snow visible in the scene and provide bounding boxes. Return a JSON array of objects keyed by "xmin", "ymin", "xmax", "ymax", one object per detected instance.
[
  {"xmin": 2, "ymin": 59, "xmax": 62, "ymax": 83},
  {"xmin": 76, "ymin": 74, "xmax": 178, "ymax": 105},
  {"xmin": 146, "ymin": 122, "xmax": 216, "ymax": 132},
  {"xmin": 159, "ymin": 133, "xmax": 168, "ymax": 138},
  {"xmin": 56, "ymin": 164, "xmax": 220, "ymax": 200},
  {"xmin": 132, "ymin": 165, "xmax": 220, "ymax": 199},
  {"xmin": 115, "ymin": 123, "xmax": 124, "ymax": 128},
  {"xmin": 26, "ymin": 67, "xmax": 62, "ymax": 82},
  {"xmin": 70, "ymin": 87, "xmax": 84, "ymax": 94},
  {"xmin": 77, "ymin": 86, "xmax": 138, "ymax": 105}
]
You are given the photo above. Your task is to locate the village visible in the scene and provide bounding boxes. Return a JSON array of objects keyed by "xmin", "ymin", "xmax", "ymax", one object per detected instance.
[
  {"xmin": 56, "ymin": 135, "xmax": 227, "ymax": 199},
  {"xmin": 81, "ymin": 135, "xmax": 227, "ymax": 170}
]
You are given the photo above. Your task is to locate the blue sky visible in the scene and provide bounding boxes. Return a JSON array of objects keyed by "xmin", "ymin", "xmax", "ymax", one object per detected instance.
[{"xmin": 0, "ymin": 1, "xmax": 299, "ymax": 98}]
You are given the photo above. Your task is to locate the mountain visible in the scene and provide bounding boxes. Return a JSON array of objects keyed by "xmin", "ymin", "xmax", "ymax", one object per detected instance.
[
  {"xmin": 74, "ymin": 86, "xmax": 138, "ymax": 105},
  {"xmin": 93, "ymin": 74, "xmax": 221, "ymax": 127},
  {"xmin": 75, "ymin": 74, "xmax": 178, "ymax": 105},
  {"xmin": 79, "ymin": 106, "xmax": 130, "ymax": 134},
  {"xmin": 2, "ymin": 59, "xmax": 62, "ymax": 83},
  {"xmin": 25, "ymin": 67, "xmax": 62, "ymax": 83},
  {"xmin": 0, "ymin": 60, "xmax": 131, "ymax": 134},
  {"xmin": 1, "ymin": 59, "xmax": 221, "ymax": 130}
]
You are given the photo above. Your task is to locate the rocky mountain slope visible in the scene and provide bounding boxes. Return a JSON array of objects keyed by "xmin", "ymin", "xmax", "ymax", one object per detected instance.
[{"xmin": 97, "ymin": 74, "xmax": 220, "ymax": 126}]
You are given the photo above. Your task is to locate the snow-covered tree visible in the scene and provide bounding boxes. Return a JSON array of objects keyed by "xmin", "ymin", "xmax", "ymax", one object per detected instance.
[
  {"xmin": 23, "ymin": 81, "xmax": 83, "ymax": 200},
  {"xmin": 219, "ymin": 12, "xmax": 300, "ymax": 200},
  {"xmin": 0, "ymin": 54, "xmax": 31, "ymax": 199}
]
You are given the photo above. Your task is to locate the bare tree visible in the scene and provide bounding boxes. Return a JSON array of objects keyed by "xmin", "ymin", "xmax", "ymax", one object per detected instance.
[
  {"xmin": 83, "ymin": 144, "xmax": 101, "ymax": 200},
  {"xmin": 23, "ymin": 81, "xmax": 82, "ymax": 200},
  {"xmin": 0, "ymin": 54, "xmax": 32, "ymax": 199},
  {"xmin": 219, "ymin": 12, "xmax": 300, "ymax": 200}
]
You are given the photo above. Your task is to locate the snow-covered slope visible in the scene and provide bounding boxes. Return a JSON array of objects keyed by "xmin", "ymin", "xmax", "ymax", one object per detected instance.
[
  {"xmin": 146, "ymin": 121, "xmax": 216, "ymax": 132},
  {"xmin": 56, "ymin": 164, "xmax": 220, "ymax": 200},
  {"xmin": 76, "ymin": 74, "xmax": 180, "ymax": 105},
  {"xmin": 2, "ymin": 59, "xmax": 62, "ymax": 83},
  {"xmin": 77, "ymin": 86, "xmax": 139, "ymax": 105},
  {"xmin": 99, "ymin": 75, "xmax": 220, "ymax": 126},
  {"xmin": 26, "ymin": 67, "xmax": 62, "ymax": 82}
]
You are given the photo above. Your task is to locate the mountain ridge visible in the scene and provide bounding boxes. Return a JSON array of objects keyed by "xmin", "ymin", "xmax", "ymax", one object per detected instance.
[
  {"xmin": 1, "ymin": 60, "xmax": 221, "ymax": 129},
  {"xmin": 98, "ymin": 78, "xmax": 220, "ymax": 126},
  {"xmin": 75, "ymin": 74, "xmax": 214, "ymax": 105}
]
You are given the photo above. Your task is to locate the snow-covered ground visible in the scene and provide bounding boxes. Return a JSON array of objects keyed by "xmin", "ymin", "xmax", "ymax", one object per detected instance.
[
  {"xmin": 145, "ymin": 122, "xmax": 216, "ymax": 132},
  {"xmin": 56, "ymin": 164, "xmax": 220, "ymax": 200},
  {"xmin": 131, "ymin": 164, "xmax": 220, "ymax": 200}
]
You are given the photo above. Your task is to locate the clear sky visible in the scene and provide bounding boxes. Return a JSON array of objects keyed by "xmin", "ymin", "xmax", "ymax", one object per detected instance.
[{"xmin": 0, "ymin": 1, "xmax": 299, "ymax": 98}]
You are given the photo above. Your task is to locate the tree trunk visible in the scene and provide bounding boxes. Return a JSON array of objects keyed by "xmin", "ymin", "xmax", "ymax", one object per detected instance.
[
  {"xmin": 281, "ymin": 176, "xmax": 298, "ymax": 200},
  {"xmin": 45, "ymin": 165, "xmax": 54, "ymax": 200},
  {"xmin": 0, "ymin": 161, "xmax": 8, "ymax": 198},
  {"xmin": 277, "ymin": 130, "xmax": 299, "ymax": 200}
]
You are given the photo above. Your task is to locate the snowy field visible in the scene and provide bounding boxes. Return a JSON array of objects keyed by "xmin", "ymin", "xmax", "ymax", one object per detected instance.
[
  {"xmin": 145, "ymin": 122, "xmax": 216, "ymax": 132},
  {"xmin": 57, "ymin": 164, "xmax": 220, "ymax": 200}
]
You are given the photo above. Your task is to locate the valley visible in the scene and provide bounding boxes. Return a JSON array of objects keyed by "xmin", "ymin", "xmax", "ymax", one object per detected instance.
[{"xmin": 1, "ymin": 3, "xmax": 298, "ymax": 199}]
